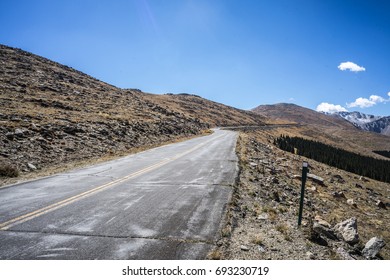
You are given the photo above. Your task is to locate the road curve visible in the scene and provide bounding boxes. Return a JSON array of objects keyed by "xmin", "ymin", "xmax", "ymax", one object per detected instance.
[{"xmin": 0, "ymin": 129, "xmax": 238, "ymax": 259}]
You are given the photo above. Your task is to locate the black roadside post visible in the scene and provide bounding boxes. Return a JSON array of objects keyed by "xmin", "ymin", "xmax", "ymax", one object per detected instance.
[{"xmin": 298, "ymin": 161, "xmax": 308, "ymax": 227}]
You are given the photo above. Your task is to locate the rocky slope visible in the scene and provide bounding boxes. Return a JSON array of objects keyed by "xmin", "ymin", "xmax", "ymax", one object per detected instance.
[
  {"xmin": 212, "ymin": 128, "xmax": 389, "ymax": 260},
  {"xmin": 0, "ymin": 44, "xmax": 265, "ymax": 184}
]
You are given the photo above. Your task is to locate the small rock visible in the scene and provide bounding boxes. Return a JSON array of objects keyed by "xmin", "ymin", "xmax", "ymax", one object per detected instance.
[
  {"xmin": 306, "ymin": 251, "xmax": 315, "ymax": 260},
  {"xmin": 30, "ymin": 123, "xmax": 39, "ymax": 130},
  {"xmin": 258, "ymin": 245, "xmax": 266, "ymax": 253},
  {"xmin": 272, "ymin": 191, "xmax": 280, "ymax": 202},
  {"xmin": 334, "ymin": 217, "xmax": 359, "ymax": 245},
  {"xmin": 362, "ymin": 237, "xmax": 386, "ymax": 259},
  {"xmin": 257, "ymin": 213, "xmax": 269, "ymax": 220},
  {"xmin": 359, "ymin": 176, "xmax": 369, "ymax": 182},
  {"xmin": 355, "ymin": 183, "xmax": 363, "ymax": 189},
  {"xmin": 314, "ymin": 216, "xmax": 332, "ymax": 228},
  {"xmin": 240, "ymin": 245, "xmax": 250, "ymax": 251},
  {"xmin": 14, "ymin": 128, "xmax": 26, "ymax": 135},
  {"xmin": 332, "ymin": 191, "xmax": 346, "ymax": 199},
  {"xmin": 27, "ymin": 163, "xmax": 37, "ymax": 170},
  {"xmin": 332, "ymin": 174, "xmax": 345, "ymax": 183},
  {"xmin": 336, "ymin": 247, "xmax": 355, "ymax": 260},
  {"xmin": 307, "ymin": 173, "xmax": 324, "ymax": 185},
  {"xmin": 313, "ymin": 222, "xmax": 337, "ymax": 240},
  {"xmin": 376, "ymin": 200, "xmax": 387, "ymax": 209},
  {"xmin": 347, "ymin": 199, "xmax": 357, "ymax": 207}
]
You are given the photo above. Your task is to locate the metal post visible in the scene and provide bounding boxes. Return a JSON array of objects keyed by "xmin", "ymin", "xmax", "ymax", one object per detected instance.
[{"xmin": 298, "ymin": 162, "xmax": 308, "ymax": 227}]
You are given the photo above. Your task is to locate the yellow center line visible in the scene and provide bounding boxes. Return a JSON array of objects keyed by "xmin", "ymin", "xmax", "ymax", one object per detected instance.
[{"xmin": 0, "ymin": 133, "xmax": 225, "ymax": 231}]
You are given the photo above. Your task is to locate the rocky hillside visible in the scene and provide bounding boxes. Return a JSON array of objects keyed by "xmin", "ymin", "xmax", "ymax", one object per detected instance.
[
  {"xmin": 0, "ymin": 44, "xmax": 265, "ymax": 183},
  {"xmin": 252, "ymin": 103, "xmax": 390, "ymax": 159},
  {"xmin": 143, "ymin": 93, "xmax": 265, "ymax": 127},
  {"xmin": 212, "ymin": 129, "xmax": 389, "ymax": 260}
]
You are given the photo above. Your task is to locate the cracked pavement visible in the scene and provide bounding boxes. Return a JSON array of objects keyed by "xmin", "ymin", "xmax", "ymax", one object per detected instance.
[{"xmin": 0, "ymin": 129, "xmax": 238, "ymax": 259}]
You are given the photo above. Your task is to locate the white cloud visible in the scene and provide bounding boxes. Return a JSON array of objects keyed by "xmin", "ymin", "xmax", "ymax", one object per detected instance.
[
  {"xmin": 316, "ymin": 102, "xmax": 348, "ymax": 113},
  {"xmin": 369, "ymin": 95, "xmax": 385, "ymax": 103},
  {"xmin": 347, "ymin": 94, "xmax": 388, "ymax": 108},
  {"xmin": 338, "ymin": 61, "xmax": 365, "ymax": 72},
  {"xmin": 347, "ymin": 97, "xmax": 375, "ymax": 108},
  {"xmin": 388, "ymin": 92, "xmax": 390, "ymax": 97}
]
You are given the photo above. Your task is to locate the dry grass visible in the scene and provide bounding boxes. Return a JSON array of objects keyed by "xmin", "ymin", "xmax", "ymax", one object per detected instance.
[
  {"xmin": 207, "ymin": 249, "xmax": 222, "ymax": 260},
  {"xmin": 0, "ymin": 163, "xmax": 19, "ymax": 178},
  {"xmin": 251, "ymin": 234, "xmax": 264, "ymax": 245}
]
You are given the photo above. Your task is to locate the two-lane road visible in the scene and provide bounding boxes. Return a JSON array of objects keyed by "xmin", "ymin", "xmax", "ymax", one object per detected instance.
[{"xmin": 0, "ymin": 129, "xmax": 238, "ymax": 259}]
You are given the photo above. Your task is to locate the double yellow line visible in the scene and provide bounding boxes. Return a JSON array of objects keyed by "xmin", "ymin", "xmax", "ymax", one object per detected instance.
[{"xmin": 0, "ymin": 133, "xmax": 224, "ymax": 231}]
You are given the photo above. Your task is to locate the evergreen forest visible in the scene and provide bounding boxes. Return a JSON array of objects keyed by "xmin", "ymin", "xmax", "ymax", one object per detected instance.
[
  {"xmin": 274, "ymin": 135, "xmax": 390, "ymax": 184},
  {"xmin": 373, "ymin": 150, "xmax": 390, "ymax": 159}
]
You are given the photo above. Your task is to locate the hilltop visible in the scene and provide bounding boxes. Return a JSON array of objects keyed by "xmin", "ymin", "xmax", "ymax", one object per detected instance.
[{"xmin": 0, "ymin": 44, "xmax": 265, "ymax": 184}]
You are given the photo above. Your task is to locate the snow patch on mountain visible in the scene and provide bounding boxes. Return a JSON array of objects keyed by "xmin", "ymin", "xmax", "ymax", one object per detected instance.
[
  {"xmin": 336, "ymin": 112, "xmax": 382, "ymax": 127},
  {"xmin": 331, "ymin": 111, "xmax": 390, "ymax": 136}
]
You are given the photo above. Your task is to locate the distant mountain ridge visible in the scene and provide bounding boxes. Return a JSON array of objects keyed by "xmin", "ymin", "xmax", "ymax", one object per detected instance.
[
  {"xmin": 251, "ymin": 103, "xmax": 390, "ymax": 159},
  {"xmin": 330, "ymin": 111, "xmax": 390, "ymax": 136}
]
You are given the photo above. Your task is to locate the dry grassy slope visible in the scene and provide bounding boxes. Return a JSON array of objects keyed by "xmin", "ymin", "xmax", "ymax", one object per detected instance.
[
  {"xmin": 0, "ymin": 44, "xmax": 264, "ymax": 182},
  {"xmin": 215, "ymin": 130, "xmax": 390, "ymax": 260},
  {"xmin": 252, "ymin": 103, "xmax": 390, "ymax": 159},
  {"xmin": 144, "ymin": 93, "xmax": 266, "ymax": 127}
]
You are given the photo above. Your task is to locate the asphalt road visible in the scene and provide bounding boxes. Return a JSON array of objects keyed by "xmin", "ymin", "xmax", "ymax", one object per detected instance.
[{"xmin": 0, "ymin": 129, "xmax": 238, "ymax": 259}]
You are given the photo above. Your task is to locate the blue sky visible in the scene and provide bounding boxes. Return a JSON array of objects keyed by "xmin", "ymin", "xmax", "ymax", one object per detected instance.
[{"xmin": 1, "ymin": 0, "xmax": 389, "ymax": 116}]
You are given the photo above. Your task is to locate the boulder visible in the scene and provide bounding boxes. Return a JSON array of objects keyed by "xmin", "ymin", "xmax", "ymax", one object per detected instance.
[
  {"xmin": 313, "ymin": 222, "xmax": 337, "ymax": 240},
  {"xmin": 362, "ymin": 237, "xmax": 385, "ymax": 259},
  {"xmin": 333, "ymin": 217, "xmax": 359, "ymax": 245}
]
